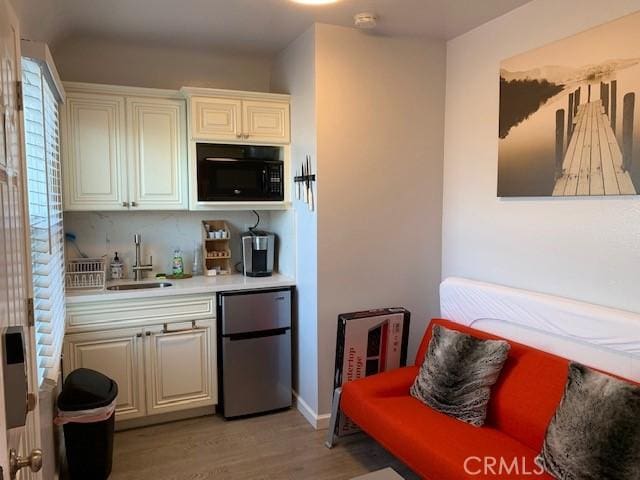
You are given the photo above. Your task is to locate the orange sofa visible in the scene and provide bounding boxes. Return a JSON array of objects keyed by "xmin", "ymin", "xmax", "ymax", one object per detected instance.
[{"xmin": 340, "ymin": 318, "xmax": 576, "ymax": 479}]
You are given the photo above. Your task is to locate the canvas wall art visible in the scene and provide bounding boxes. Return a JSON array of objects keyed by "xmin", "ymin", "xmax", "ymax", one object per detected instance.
[{"xmin": 498, "ymin": 11, "xmax": 640, "ymax": 197}]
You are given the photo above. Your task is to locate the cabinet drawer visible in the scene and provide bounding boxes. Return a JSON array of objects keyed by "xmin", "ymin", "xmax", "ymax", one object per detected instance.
[{"xmin": 67, "ymin": 294, "xmax": 215, "ymax": 331}]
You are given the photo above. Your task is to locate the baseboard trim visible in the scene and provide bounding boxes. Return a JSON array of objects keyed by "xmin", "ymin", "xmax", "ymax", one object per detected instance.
[
  {"xmin": 115, "ymin": 405, "xmax": 215, "ymax": 431},
  {"xmin": 293, "ymin": 391, "xmax": 330, "ymax": 430}
]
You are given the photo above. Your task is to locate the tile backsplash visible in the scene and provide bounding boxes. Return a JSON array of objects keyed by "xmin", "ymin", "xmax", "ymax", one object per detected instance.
[{"xmin": 64, "ymin": 211, "xmax": 278, "ymax": 279}]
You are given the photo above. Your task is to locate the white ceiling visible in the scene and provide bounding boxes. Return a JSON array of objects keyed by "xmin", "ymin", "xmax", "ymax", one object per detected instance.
[{"xmin": 12, "ymin": 0, "xmax": 532, "ymax": 55}]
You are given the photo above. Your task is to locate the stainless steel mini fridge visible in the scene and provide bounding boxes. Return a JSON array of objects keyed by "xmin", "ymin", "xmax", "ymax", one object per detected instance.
[{"xmin": 217, "ymin": 288, "xmax": 292, "ymax": 418}]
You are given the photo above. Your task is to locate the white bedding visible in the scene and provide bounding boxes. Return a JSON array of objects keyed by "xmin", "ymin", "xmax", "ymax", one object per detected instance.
[{"xmin": 440, "ymin": 277, "xmax": 640, "ymax": 382}]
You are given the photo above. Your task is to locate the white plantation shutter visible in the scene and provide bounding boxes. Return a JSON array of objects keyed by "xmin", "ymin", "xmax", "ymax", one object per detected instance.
[{"xmin": 22, "ymin": 57, "xmax": 66, "ymax": 386}]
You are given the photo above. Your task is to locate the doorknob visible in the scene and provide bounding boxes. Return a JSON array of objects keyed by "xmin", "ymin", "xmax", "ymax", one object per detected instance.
[{"xmin": 9, "ymin": 449, "xmax": 42, "ymax": 478}]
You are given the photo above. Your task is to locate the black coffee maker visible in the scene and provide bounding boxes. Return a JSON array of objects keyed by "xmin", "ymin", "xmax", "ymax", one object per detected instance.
[{"xmin": 241, "ymin": 230, "xmax": 275, "ymax": 277}]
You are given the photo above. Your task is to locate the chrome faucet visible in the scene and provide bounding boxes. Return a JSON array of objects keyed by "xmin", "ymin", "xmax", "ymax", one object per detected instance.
[{"xmin": 133, "ymin": 234, "xmax": 153, "ymax": 281}]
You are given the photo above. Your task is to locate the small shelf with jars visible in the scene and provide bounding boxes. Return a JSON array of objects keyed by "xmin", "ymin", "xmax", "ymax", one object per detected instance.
[{"xmin": 202, "ymin": 220, "xmax": 232, "ymax": 275}]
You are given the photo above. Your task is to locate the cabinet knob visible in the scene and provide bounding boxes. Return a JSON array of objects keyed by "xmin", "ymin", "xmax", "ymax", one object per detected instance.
[
  {"xmin": 131, "ymin": 201, "xmax": 138, "ymax": 207},
  {"xmin": 122, "ymin": 202, "xmax": 129, "ymax": 207},
  {"xmin": 243, "ymin": 134, "xmax": 250, "ymax": 139},
  {"xmin": 136, "ymin": 333, "xmax": 143, "ymax": 338},
  {"xmin": 236, "ymin": 133, "xmax": 242, "ymax": 139}
]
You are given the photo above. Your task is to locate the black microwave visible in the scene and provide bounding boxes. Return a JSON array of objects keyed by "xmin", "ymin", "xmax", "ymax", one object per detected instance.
[{"xmin": 196, "ymin": 143, "xmax": 284, "ymax": 202}]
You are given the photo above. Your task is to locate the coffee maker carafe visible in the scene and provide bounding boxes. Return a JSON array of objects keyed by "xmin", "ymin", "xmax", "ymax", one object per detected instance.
[{"xmin": 241, "ymin": 230, "xmax": 275, "ymax": 277}]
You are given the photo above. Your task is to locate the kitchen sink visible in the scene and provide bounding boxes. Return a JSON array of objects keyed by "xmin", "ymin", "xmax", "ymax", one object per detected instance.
[{"xmin": 106, "ymin": 282, "xmax": 173, "ymax": 291}]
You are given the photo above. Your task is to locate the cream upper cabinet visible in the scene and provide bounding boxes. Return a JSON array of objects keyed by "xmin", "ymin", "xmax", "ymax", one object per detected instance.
[
  {"xmin": 242, "ymin": 100, "xmax": 290, "ymax": 144},
  {"xmin": 191, "ymin": 96, "xmax": 242, "ymax": 141},
  {"xmin": 62, "ymin": 83, "xmax": 188, "ymax": 211},
  {"xmin": 145, "ymin": 320, "xmax": 215, "ymax": 415},
  {"xmin": 63, "ymin": 327, "xmax": 146, "ymax": 421},
  {"xmin": 62, "ymin": 93, "xmax": 128, "ymax": 210},
  {"xmin": 127, "ymin": 97, "xmax": 188, "ymax": 209},
  {"xmin": 184, "ymin": 88, "xmax": 291, "ymax": 145}
]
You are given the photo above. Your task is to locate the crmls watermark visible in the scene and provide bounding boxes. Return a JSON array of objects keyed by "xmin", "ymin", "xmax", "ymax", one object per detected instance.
[{"xmin": 463, "ymin": 456, "xmax": 546, "ymax": 476}]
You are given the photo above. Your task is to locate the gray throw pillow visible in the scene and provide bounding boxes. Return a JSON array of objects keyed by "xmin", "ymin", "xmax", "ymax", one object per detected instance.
[
  {"xmin": 410, "ymin": 324, "xmax": 510, "ymax": 427},
  {"xmin": 536, "ymin": 363, "xmax": 640, "ymax": 480}
]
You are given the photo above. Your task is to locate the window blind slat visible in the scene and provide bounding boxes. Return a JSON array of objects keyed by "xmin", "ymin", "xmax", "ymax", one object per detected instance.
[{"xmin": 23, "ymin": 57, "xmax": 65, "ymax": 387}]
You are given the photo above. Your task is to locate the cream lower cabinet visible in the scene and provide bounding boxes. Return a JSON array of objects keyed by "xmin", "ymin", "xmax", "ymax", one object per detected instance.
[
  {"xmin": 63, "ymin": 295, "xmax": 216, "ymax": 425},
  {"xmin": 63, "ymin": 327, "xmax": 146, "ymax": 421},
  {"xmin": 145, "ymin": 321, "xmax": 214, "ymax": 415}
]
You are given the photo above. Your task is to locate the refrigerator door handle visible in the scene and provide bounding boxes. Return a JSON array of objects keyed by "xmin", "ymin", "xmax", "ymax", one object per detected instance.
[{"xmin": 226, "ymin": 327, "xmax": 290, "ymax": 341}]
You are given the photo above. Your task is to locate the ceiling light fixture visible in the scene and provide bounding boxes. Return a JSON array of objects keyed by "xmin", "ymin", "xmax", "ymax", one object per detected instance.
[
  {"xmin": 354, "ymin": 12, "xmax": 378, "ymax": 29},
  {"xmin": 290, "ymin": 0, "xmax": 340, "ymax": 5}
]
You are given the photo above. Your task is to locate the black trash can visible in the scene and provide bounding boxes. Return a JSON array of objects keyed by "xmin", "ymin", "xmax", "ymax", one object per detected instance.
[{"xmin": 58, "ymin": 368, "xmax": 118, "ymax": 480}]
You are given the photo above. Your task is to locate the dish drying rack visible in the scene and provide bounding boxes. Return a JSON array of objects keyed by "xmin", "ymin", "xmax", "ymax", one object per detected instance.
[{"xmin": 66, "ymin": 257, "xmax": 107, "ymax": 290}]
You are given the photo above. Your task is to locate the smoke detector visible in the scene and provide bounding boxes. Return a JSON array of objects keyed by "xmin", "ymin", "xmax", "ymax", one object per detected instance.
[{"xmin": 354, "ymin": 12, "xmax": 377, "ymax": 29}]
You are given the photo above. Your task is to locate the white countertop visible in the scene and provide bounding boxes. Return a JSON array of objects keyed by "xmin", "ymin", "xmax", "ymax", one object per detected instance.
[{"xmin": 65, "ymin": 273, "xmax": 295, "ymax": 304}]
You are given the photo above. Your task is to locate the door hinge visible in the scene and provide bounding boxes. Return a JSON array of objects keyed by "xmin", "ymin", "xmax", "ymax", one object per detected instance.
[
  {"xmin": 15, "ymin": 81, "xmax": 23, "ymax": 112},
  {"xmin": 27, "ymin": 297, "xmax": 34, "ymax": 327}
]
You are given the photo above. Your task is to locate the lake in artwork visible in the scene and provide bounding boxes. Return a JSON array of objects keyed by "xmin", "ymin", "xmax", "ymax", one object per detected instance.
[{"xmin": 498, "ymin": 11, "xmax": 640, "ymax": 197}]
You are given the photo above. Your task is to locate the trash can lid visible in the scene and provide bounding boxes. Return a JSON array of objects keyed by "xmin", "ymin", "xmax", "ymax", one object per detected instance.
[{"xmin": 58, "ymin": 368, "xmax": 118, "ymax": 411}]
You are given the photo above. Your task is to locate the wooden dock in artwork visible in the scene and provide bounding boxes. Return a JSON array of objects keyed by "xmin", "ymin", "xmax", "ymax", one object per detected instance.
[{"xmin": 553, "ymin": 100, "xmax": 636, "ymax": 196}]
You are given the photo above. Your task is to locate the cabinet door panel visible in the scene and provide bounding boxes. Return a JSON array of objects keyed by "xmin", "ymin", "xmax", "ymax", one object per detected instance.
[
  {"xmin": 192, "ymin": 97, "xmax": 241, "ymax": 141},
  {"xmin": 127, "ymin": 98, "xmax": 187, "ymax": 209},
  {"xmin": 62, "ymin": 93, "xmax": 127, "ymax": 210},
  {"xmin": 242, "ymin": 100, "xmax": 290, "ymax": 144},
  {"xmin": 63, "ymin": 328, "xmax": 145, "ymax": 421},
  {"xmin": 145, "ymin": 322, "xmax": 215, "ymax": 415}
]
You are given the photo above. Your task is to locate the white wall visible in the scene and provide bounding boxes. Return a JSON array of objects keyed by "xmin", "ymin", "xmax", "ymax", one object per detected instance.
[
  {"xmin": 271, "ymin": 26, "xmax": 319, "ymax": 417},
  {"xmin": 443, "ymin": 0, "xmax": 640, "ymax": 312},
  {"xmin": 272, "ymin": 25, "xmax": 445, "ymax": 422},
  {"xmin": 314, "ymin": 25, "xmax": 446, "ymax": 415},
  {"xmin": 51, "ymin": 35, "xmax": 273, "ymax": 91}
]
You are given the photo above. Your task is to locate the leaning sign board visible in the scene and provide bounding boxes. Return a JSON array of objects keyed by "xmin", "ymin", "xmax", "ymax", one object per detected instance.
[{"xmin": 330, "ymin": 308, "xmax": 410, "ymax": 437}]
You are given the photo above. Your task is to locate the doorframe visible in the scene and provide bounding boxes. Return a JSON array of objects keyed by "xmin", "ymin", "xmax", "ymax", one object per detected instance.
[
  {"xmin": 1, "ymin": 0, "xmax": 42, "ymax": 478},
  {"xmin": 14, "ymin": 11, "xmax": 43, "ymax": 480}
]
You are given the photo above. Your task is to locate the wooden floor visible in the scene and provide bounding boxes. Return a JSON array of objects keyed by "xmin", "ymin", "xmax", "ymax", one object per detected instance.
[
  {"xmin": 110, "ymin": 409, "xmax": 419, "ymax": 480},
  {"xmin": 553, "ymin": 100, "xmax": 636, "ymax": 196}
]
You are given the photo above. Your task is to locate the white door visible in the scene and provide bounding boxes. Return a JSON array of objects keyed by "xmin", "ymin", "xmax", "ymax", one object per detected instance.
[
  {"xmin": 242, "ymin": 100, "xmax": 290, "ymax": 144},
  {"xmin": 144, "ymin": 321, "xmax": 215, "ymax": 415},
  {"xmin": 62, "ymin": 93, "xmax": 128, "ymax": 211},
  {"xmin": 190, "ymin": 96, "xmax": 242, "ymax": 141},
  {"xmin": 127, "ymin": 97, "xmax": 187, "ymax": 210},
  {"xmin": 63, "ymin": 328, "xmax": 146, "ymax": 421},
  {"xmin": 0, "ymin": 2, "xmax": 43, "ymax": 478}
]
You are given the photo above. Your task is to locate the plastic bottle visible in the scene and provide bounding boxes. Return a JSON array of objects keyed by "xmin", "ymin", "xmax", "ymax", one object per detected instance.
[
  {"xmin": 192, "ymin": 243, "xmax": 203, "ymax": 276},
  {"xmin": 172, "ymin": 249, "xmax": 184, "ymax": 277}
]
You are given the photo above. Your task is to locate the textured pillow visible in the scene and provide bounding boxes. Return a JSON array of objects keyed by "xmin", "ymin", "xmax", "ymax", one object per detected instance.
[
  {"xmin": 537, "ymin": 363, "xmax": 640, "ymax": 480},
  {"xmin": 410, "ymin": 324, "xmax": 510, "ymax": 427}
]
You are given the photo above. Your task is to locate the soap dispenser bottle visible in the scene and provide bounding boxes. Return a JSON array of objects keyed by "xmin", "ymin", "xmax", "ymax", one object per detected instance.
[{"xmin": 110, "ymin": 252, "xmax": 124, "ymax": 280}]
